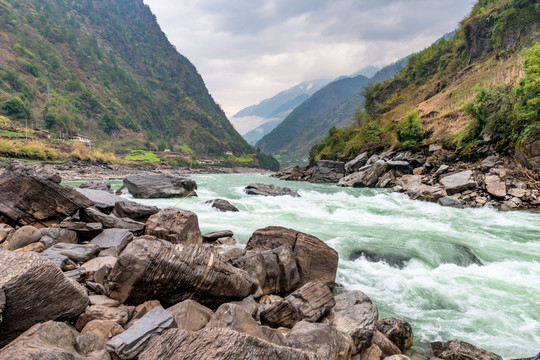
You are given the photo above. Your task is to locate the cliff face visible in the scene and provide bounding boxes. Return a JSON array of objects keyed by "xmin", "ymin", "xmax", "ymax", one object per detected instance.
[{"xmin": 0, "ymin": 0, "xmax": 252, "ymax": 155}]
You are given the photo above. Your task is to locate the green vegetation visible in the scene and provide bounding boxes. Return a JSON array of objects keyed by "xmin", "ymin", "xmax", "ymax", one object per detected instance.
[
  {"xmin": 514, "ymin": 42, "xmax": 540, "ymax": 144},
  {"xmin": 0, "ymin": 139, "xmax": 57, "ymax": 160},
  {"xmin": 396, "ymin": 111, "xmax": 425, "ymax": 149},
  {"xmin": 1, "ymin": 97, "xmax": 29, "ymax": 119},
  {"xmin": 125, "ymin": 150, "xmax": 160, "ymax": 163}
]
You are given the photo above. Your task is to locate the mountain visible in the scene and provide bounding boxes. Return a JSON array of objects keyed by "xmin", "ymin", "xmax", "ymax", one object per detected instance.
[
  {"xmin": 310, "ymin": 0, "xmax": 540, "ymax": 172},
  {"xmin": 230, "ymin": 79, "xmax": 330, "ymax": 141},
  {"xmin": 0, "ymin": 0, "xmax": 258, "ymax": 158},
  {"xmin": 256, "ymin": 59, "xmax": 408, "ymax": 157}
]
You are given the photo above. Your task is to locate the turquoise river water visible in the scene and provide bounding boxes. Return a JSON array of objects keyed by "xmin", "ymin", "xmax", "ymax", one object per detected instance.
[{"xmin": 75, "ymin": 173, "xmax": 539, "ymax": 358}]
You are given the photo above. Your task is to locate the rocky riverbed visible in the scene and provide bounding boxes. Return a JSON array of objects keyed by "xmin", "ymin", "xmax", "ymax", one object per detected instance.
[
  {"xmin": 0, "ymin": 162, "xmax": 537, "ymax": 360},
  {"xmin": 274, "ymin": 146, "xmax": 540, "ymax": 212}
]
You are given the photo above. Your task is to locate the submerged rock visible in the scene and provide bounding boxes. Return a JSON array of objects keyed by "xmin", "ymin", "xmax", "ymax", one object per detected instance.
[
  {"xmin": 204, "ymin": 198, "xmax": 239, "ymax": 212},
  {"xmin": 123, "ymin": 174, "xmax": 197, "ymax": 198},
  {"xmin": 244, "ymin": 183, "xmax": 300, "ymax": 197},
  {"xmin": 79, "ymin": 181, "xmax": 114, "ymax": 193}
]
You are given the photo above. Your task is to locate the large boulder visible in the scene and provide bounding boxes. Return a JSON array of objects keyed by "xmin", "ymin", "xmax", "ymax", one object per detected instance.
[
  {"xmin": 484, "ymin": 174, "xmax": 507, "ymax": 198},
  {"xmin": 0, "ymin": 250, "xmax": 89, "ymax": 346},
  {"xmin": 246, "ymin": 226, "xmax": 339, "ymax": 289},
  {"xmin": 145, "ymin": 208, "xmax": 202, "ymax": 245},
  {"xmin": 106, "ymin": 306, "xmax": 176, "ymax": 360},
  {"xmin": 166, "ymin": 299, "xmax": 213, "ymax": 331},
  {"xmin": 309, "ymin": 160, "xmax": 345, "ymax": 183},
  {"xmin": 260, "ymin": 282, "xmax": 335, "ymax": 328},
  {"xmin": 245, "ymin": 183, "xmax": 300, "ymax": 197},
  {"xmin": 345, "ymin": 152, "xmax": 369, "ymax": 174},
  {"xmin": 105, "ymin": 239, "xmax": 256, "ymax": 307},
  {"xmin": 123, "ymin": 174, "xmax": 197, "ymax": 198},
  {"xmin": 204, "ymin": 198, "xmax": 239, "ymax": 212},
  {"xmin": 0, "ymin": 321, "xmax": 85, "ymax": 360},
  {"xmin": 0, "ymin": 162, "xmax": 93, "ymax": 226},
  {"xmin": 338, "ymin": 160, "xmax": 388, "ymax": 187},
  {"xmin": 232, "ymin": 244, "xmax": 300, "ymax": 297},
  {"xmin": 439, "ymin": 170, "xmax": 477, "ymax": 195},
  {"xmin": 397, "ymin": 175, "xmax": 447, "ymax": 202},
  {"xmin": 288, "ymin": 320, "xmax": 354, "ymax": 360},
  {"xmin": 323, "ymin": 290, "xmax": 379, "ymax": 355},
  {"xmin": 139, "ymin": 328, "xmax": 319, "ymax": 360},
  {"xmin": 431, "ymin": 339, "xmax": 503, "ymax": 360}
]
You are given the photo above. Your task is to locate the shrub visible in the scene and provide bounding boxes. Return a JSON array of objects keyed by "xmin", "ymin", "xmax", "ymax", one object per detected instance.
[
  {"xmin": 395, "ymin": 111, "xmax": 425, "ymax": 149},
  {"xmin": 514, "ymin": 42, "xmax": 540, "ymax": 144},
  {"xmin": 1, "ymin": 97, "xmax": 29, "ymax": 119}
]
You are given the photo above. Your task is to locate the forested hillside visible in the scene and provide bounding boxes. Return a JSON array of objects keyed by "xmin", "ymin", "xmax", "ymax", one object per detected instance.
[{"xmin": 0, "ymin": 0, "xmax": 272, "ymax": 164}]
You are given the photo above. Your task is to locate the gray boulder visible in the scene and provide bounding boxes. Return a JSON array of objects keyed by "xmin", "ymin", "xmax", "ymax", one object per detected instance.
[
  {"xmin": 204, "ymin": 198, "xmax": 239, "ymax": 212},
  {"xmin": 145, "ymin": 208, "xmax": 202, "ymax": 245},
  {"xmin": 41, "ymin": 243, "xmax": 100, "ymax": 263},
  {"xmin": 246, "ymin": 226, "xmax": 339, "ymax": 290},
  {"xmin": 439, "ymin": 170, "xmax": 476, "ymax": 195},
  {"xmin": 105, "ymin": 239, "xmax": 257, "ymax": 307},
  {"xmin": 338, "ymin": 160, "xmax": 388, "ymax": 187},
  {"xmin": 76, "ymin": 187, "xmax": 122, "ymax": 213},
  {"xmin": 112, "ymin": 200, "xmax": 159, "ymax": 221},
  {"xmin": 437, "ymin": 196, "xmax": 463, "ymax": 208},
  {"xmin": 232, "ymin": 244, "xmax": 300, "ymax": 297},
  {"xmin": 245, "ymin": 183, "xmax": 300, "ymax": 197},
  {"xmin": 123, "ymin": 174, "xmax": 197, "ymax": 198},
  {"xmin": 106, "ymin": 306, "xmax": 176, "ymax": 360},
  {"xmin": 309, "ymin": 160, "xmax": 345, "ymax": 183},
  {"xmin": 376, "ymin": 317, "xmax": 413, "ymax": 351},
  {"xmin": 0, "ymin": 251, "xmax": 89, "ymax": 346},
  {"xmin": 59, "ymin": 220, "xmax": 103, "ymax": 242},
  {"xmin": 82, "ymin": 207, "xmax": 145, "ymax": 235},
  {"xmin": 202, "ymin": 230, "xmax": 234, "ymax": 243},
  {"xmin": 345, "ymin": 152, "xmax": 368, "ymax": 173},
  {"xmin": 0, "ymin": 162, "xmax": 93, "ymax": 226}
]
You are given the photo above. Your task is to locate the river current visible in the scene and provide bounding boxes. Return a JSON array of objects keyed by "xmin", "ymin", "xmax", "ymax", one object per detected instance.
[{"xmin": 86, "ymin": 173, "xmax": 539, "ymax": 358}]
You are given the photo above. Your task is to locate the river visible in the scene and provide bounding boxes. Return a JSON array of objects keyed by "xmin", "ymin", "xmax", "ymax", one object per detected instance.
[{"xmin": 81, "ymin": 173, "xmax": 540, "ymax": 358}]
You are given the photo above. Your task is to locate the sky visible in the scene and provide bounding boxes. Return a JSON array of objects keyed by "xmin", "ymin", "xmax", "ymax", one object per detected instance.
[{"xmin": 143, "ymin": 0, "xmax": 476, "ymax": 118}]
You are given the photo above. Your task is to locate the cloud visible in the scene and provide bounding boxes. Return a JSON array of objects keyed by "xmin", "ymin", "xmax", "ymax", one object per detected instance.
[{"xmin": 143, "ymin": 0, "xmax": 475, "ymax": 116}]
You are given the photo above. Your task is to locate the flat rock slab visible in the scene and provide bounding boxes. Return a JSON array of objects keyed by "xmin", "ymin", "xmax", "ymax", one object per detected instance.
[
  {"xmin": 82, "ymin": 207, "xmax": 145, "ymax": 235},
  {"xmin": 42, "ymin": 243, "xmax": 101, "ymax": 263},
  {"xmin": 107, "ymin": 306, "xmax": 176, "ymax": 360},
  {"xmin": 112, "ymin": 201, "xmax": 159, "ymax": 221},
  {"xmin": 139, "ymin": 328, "xmax": 319, "ymax": 360},
  {"xmin": 106, "ymin": 239, "xmax": 256, "ymax": 307},
  {"xmin": 202, "ymin": 230, "xmax": 234, "ymax": 242},
  {"xmin": 244, "ymin": 183, "xmax": 300, "ymax": 197},
  {"xmin": 90, "ymin": 228, "xmax": 133, "ymax": 252},
  {"xmin": 439, "ymin": 170, "xmax": 476, "ymax": 195},
  {"xmin": 0, "ymin": 163, "xmax": 93, "ymax": 225},
  {"xmin": 246, "ymin": 226, "xmax": 339, "ymax": 289},
  {"xmin": 40, "ymin": 228, "xmax": 78, "ymax": 249},
  {"xmin": 0, "ymin": 251, "xmax": 89, "ymax": 346},
  {"xmin": 79, "ymin": 181, "xmax": 114, "ymax": 193},
  {"xmin": 124, "ymin": 174, "xmax": 197, "ymax": 199},
  {"xmin": 60, "ymin": 220, "xmax": 103, "ymax": 242},
  {"xmin": 76, "ymin": 188, "xmax": 123, "ymax": 212},
  {"xmin": 260, "ymin": 281, "xmax": 335, "ymax": 328}
]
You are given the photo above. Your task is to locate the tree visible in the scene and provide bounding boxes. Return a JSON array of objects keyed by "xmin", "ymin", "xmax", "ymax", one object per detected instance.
[
  {"xmin": 1, "ymin": 97, "xmax": 29, "ymax": 119},
  {"xmin": 100, "ymin": 113, "xmax": 119, "ymax": 134},
  {"xmin": 514, "ymin": 42, "xmax": 540, "ymax": 142},
  {"xmin": 396, "ymin": 111, "xmax": 425, "ymax": 149}
]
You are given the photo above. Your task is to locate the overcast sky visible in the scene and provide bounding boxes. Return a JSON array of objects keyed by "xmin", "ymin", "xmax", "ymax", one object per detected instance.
[{"xmin": 143, "ymin": 0, "xmax": 475, "ymax": 118}]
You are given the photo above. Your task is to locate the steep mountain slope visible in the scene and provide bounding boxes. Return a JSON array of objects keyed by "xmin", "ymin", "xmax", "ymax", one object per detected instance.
[
  {"xmin": 230, "ymin": 79, "xmax": 330, "ymax": 139},
  {"xmin": 0, "ymin": 0, "xmax": 254, "ymax": 157},
  {"xmin": 256, "ymin": 58, "xmax": 409, "ymax": 157},
  {"xmin": 311, "ymin": 0, "xmax": 540, "ymax": 172}
]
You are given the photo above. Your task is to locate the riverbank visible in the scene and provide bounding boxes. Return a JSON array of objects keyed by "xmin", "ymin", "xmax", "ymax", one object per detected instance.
[
  {"xmin": 274, "ymin": 147, "xmax": 540, "ymax": 211},
  {"xmin": 0, "ymin": 159, "xmax": 271, "ymax": 181}
]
